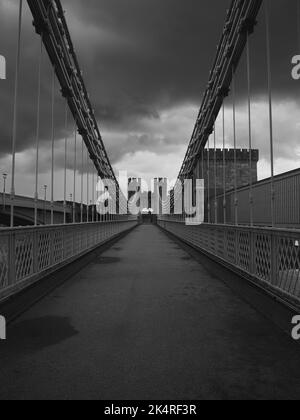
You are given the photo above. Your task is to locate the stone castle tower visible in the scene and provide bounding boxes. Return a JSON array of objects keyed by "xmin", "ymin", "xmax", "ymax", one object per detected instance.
[
  {"xmin": 194, "ymin": 148, "xmax": 259, "ymax": 222},
  {"xmin": 196, "ymin": 149, "xmax": 259, "ymax": 197}
]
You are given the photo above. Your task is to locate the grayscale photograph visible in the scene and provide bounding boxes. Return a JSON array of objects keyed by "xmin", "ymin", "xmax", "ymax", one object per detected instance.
[{"xmin": 0, "ymin": 0, "xmax": 300, "ymax": 404}]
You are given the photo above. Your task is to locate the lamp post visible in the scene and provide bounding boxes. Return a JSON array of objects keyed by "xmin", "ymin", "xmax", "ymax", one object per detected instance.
[
  {"xmin": 43, "ymin": 185, "xmax": 47, "ymax": 225},
  {"xmin": 67, "ymin": 194, "xmax": 73, "ymax": 224},
  {"xmin": 90, "ymin": 200, "xmax": 93, "ymax": 223},
  {"xmin": 3, "ymin": 173, "xmax": 7, "ymax": 212}
]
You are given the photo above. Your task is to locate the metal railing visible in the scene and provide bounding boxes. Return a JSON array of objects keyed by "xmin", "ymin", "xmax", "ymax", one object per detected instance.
[
  {"xmin": 0, "ymin": 218, "xmax": 137, "ymax": 302},
  {"xmin": 211, "ymin": 168, "xmax": 300, "ymax": 228},
  {"xmin": 158, "ymin": 216, "xmax": 300, "ymax": 308}
]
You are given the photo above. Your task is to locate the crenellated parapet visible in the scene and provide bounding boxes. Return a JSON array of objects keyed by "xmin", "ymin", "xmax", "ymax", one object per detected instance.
[{"xmin": 201, "ymin": 149, "xmax": 259, "ymax": 162}]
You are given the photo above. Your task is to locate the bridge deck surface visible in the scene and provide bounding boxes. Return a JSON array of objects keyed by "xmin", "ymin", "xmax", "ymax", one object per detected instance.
[{"xmin": 1, "ymin": 224, "xmax": 300, "ymax": 400}]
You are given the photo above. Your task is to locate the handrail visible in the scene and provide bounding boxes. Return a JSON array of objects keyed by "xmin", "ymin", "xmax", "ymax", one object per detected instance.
[
  {"xmin": 158, "ymin": 217, "xmax": 300, "ymax": 308},
  {"xmin": 0, "ymin": 219, "xmax": 138, "ymax": 302}
]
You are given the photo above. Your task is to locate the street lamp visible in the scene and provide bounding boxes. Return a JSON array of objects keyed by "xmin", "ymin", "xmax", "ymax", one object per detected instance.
[
  {"xmin": 90, "ymin": 200, "xmax": 93, "ymax": 223},
  {"xmin": 43, "ymin": 185, "xmax": 47, "ymax": 225},
  {"xmin": 3, "ymin": 173, "xmax": 7, "ymax": 212}
]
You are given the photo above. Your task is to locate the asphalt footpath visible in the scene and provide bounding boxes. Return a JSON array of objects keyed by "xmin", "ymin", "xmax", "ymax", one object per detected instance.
[{"xmin": 0, "ymin": 224, "xmax": 300, "ymax": 400}]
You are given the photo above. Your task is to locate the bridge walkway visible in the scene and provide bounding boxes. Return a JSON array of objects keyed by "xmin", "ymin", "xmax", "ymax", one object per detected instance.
[{"xmin": 0, "ymin": 225, "xmax": 300, "ymax": 400}]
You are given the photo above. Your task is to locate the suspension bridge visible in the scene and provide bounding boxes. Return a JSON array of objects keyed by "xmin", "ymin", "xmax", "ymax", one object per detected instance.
[{"xmin": 0, "ymin": 0, "xmax": 300, "ymax": 400}]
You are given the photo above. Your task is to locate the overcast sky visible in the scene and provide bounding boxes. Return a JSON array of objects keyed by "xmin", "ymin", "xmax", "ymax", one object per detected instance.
[{"xmin": 0, "ymin": 0, "xmax": 299, "ymax": 200}]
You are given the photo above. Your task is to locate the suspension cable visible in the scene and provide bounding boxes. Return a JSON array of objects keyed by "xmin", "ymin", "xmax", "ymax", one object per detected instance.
[
  {"xmin": 222, "ymin": 103, "xmax": 226, "ymax": 224},
  {"xmin": 63, "ymin": 102, "xmax": 68, "ymax": 225},
  {"xmin": 92, "ymin": 169, "xmax": 95, "ymax": 223},
  {"xmin": 81, "ymin": 139, "xmax": 84, "ymax": 223},
  {"xmin": 34, "ymin": 38, "xmax": 43, "ymax": 226},
  {"xmin": 232, "ymin": 68, "xmax": 238, "ymax": 226},
  {"xmin": 50, "ymin": 67, "xmax": 55, "ymax": 226},
  {"xmin": 201, "ymin": 148, "xmax": 204, "ymax": 181},
  {"xmin": 214, "ymin": 123, "xmax": 218, "ymax": 224},
  {"xmin": 297, "ymin": 0, "xmax": 300, "ymax": 52},
  {"xmin": 265, "ymin": 0, "xmax": 275, "ymax": 227},
  {"xmin": 246, "ymin": 31, "xmax": 254, "ymax": 227},
  {"xmin": 86, "ymin": 149, "xmax": 89, "ymax": 223},
  {"xmin": 96, "ymin": 174, "xmax": 99, "ymax": 222},
  {"xmin": 207, "ymin": 137, "xmax": 211, "ymax": 224},
  {"xmin": 10, "ymin": 0, "xmax": 23, "ymax": 228},
  {"xmin": 73, "ymin": 127, "xmax": 77, "ymax": 224}
]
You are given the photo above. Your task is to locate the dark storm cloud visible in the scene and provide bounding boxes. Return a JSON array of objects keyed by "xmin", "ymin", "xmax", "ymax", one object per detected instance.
[
  {"xmin": 64, "ymin": 0, "xmax": 300, "ymax": 114},
  {"xmin": 234, "ymin": 0, "xmax": 300, "ymax": 101},
  {"xmin": 0, "ymin": 1, "xmax": 69, "ymax": 158},
  {"xmin": 0, "ymin": 0, "xmax": 231, "ymax": 161},
  {"xmin": 65, "ymin": 0, "xmax": 233, "ymax": 123},
  {"xmin": 0, "ymin": 0, "xmax": 299, "ymax": 166}
]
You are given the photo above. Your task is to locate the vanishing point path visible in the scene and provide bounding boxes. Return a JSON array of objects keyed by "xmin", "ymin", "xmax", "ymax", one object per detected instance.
[{"xmin": 1, "ymin": 225, "xmax": 300, "ymax": 400}]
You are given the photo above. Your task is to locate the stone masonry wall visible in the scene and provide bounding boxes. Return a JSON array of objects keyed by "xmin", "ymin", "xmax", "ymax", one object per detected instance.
[{"xmin": 195, "ymin": 149, "xmax": 259, "ymax": 197}]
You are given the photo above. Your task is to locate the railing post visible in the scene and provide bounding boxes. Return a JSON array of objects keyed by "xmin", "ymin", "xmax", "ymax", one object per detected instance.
[
  {"xmin": 235, "ymin": 229, "xmax": 239, "ymax": 266},
  {"xmin": 50, "ymin": 228, "xmax": 54, "ymax": 266},
  {"xmin": 249, "ymin": 230, "xmax": 255, "ymax": 275},
  {"xmin": 8, "ymin": 232, "xmax": 16, "ymax": 286},
  {"xmin": 33, "ymin": 229, "xmax": 38, "ymax": 274},
  {"xmin": 73, "ymin": 226, "xmax": 76, "ymax": 256},
  {"xmin": 270, "ymin": 232, "xmax": 277, "ymax": 286},
  {"xmin": 223, "ymin": 227, "xmax": 227, "ymax": 261},
  {"xmin": 62, "ymin": 227, "xmax": 66, "ymax": 260}
]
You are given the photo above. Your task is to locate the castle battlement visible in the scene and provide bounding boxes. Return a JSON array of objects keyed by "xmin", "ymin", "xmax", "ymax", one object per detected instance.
[
  {"xmin": 197, "ymin": 147, "xmax": 259, "ymax": 193},
  {"xmin": 202, "ymin": 149, "xmax": 259, "ymax": 162}
]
